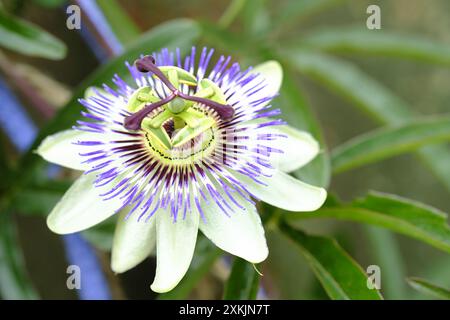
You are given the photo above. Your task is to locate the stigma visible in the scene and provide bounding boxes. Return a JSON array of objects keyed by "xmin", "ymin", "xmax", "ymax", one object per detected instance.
[{"xmin": 123, "ymin": 56, "xmax": 235, "ymax": 131}]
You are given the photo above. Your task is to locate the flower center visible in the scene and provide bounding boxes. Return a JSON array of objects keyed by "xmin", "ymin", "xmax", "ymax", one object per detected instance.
[
  {"xmin": 124, "ymin": 56, "xmax": 232, "ymax": 164},
  {"xmin": 143, "ymin": 119, "xmax": 217, "ymax": 166},
  {"xmin": 123, "ymin": 55, "xmax": 235, "ymax": 131}
]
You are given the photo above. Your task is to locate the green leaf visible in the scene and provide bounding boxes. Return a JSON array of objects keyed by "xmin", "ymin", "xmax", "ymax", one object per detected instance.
[
  {"xmin": 0, "ymin": 213, "xmax": 38, "ymax": 299},
  {"xmin": 223, "ymin": 257, "xmax": 260, "ymax": 300},
  {"xmin": 332, "ymin": 116, "xmax": 450, "ymax": 174},
  {"xmin": 282, "ymin": 49, "xmax": 450, "ymax": 192},
  {"xmin": 0, "ymin": 9, "xmax": 66, "ymax": 59},
  {"xmin": 158, "ymin": 236, "xmax": 221, "ymax": 300},
  {"xmin": 279, "ymin": 72, "xmax": 331, "ymax": 187},
  {"xmin": 15, "ymin": 19, "xmax": 200, "ymax": 189},
  {"xmin": 280, "ymin": 221, "xmax": 383, "ymax": 300},
  {"xmin": 96, "ymin": 0, "xmax": 140, "ymax": 44},
  {"xmin": 407, "ymin": 277, "xmax": 450, "ymax": 300},
  {"xmin": 287, "ymin": 191, "xmax": 450, "ymax": 254},
  {"xmin": 301, "ymin": 27, "xmax": 450, "ymax": 66}
]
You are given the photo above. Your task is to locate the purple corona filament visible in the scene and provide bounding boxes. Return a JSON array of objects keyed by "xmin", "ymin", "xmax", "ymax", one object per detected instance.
[{"xmin": 123, "ymin": 55, "xmax": 235, "ymax": 130}]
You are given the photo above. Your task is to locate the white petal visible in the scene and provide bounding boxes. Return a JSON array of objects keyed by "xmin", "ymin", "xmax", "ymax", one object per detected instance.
[
  {"xmin": 47, "ymin": 172, "xmax": 124, "ymax": 234},
  {"xmin": 150, "ymin": 209, "xmax": 199, "ymax": 293},
  {"xmin": 250, "ymin": 60, "xmax": 283, "ymax": 105},
  {"xmin": 251, "ymin": 60, "xmax": 283, "ymax": 95},
  {"xmin": 268, "ymin": 125, "xmax": 320, "ymax": 172},
  {"xmin": 199, "ymin": 190, "xmax": 268, "ymax": 263},
  {"xmin": 236, "ymin": 118, "xmax": 320, "ymax": 172},
  {"xmin": 111, "ymin": 209, "xmax": 156, "ymax": 273},
  {"xmin": 236, "ymin": 170, "xmax": 327, "ymax": 212},
  {"xmin": 36, "ymin": 130, "xmax": 96, "ymax": 171}
]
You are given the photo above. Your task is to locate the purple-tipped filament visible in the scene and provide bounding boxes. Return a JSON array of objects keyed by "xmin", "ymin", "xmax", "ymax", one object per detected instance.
[{"xmin": 124, "ymin": 55, "xmax": 235, "ymax": 131}]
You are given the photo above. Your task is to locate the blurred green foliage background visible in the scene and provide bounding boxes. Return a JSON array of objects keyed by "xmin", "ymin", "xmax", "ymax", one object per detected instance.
[{"xmin": 1, "ymin": 0, "xmax": 450, "ymax": 300}]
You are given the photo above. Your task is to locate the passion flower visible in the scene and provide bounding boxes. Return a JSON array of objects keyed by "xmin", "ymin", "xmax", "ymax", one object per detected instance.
[{"xmin": 37, "ymin": 47, "xmax": 327, "ymax": 293}]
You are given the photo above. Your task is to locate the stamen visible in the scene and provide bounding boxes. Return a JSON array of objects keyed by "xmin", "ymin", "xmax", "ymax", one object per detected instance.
[{"xmin": 124, "ymin": 94, "xmax": 175, "ymax": 130}]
